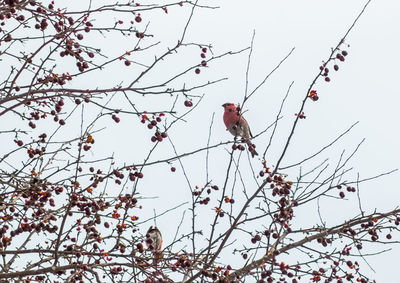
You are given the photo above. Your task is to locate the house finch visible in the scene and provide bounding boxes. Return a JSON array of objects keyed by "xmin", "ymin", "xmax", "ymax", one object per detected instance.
[
  {"xmin": 222, "ymin": 103, "xmax": 258, "ymax": 157},
  {"xmin": 146, "ymin": 226, "xmax": 163, "ymax": 264}
]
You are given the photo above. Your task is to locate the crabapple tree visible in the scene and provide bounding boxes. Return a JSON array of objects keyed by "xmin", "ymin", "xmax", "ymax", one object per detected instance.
[{"xmin": 0, "ymin": 0, "xmax": 398, "ymax": 283}]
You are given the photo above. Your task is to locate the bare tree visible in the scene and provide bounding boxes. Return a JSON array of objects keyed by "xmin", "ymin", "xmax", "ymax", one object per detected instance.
[{"xmin": 0, "ymin": 0, "xmax": 398, "ymax": 282}]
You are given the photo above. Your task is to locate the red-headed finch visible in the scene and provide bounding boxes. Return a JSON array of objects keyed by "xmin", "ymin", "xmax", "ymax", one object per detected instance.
[{"xmin": 222, "ymin": 103, "xmax": 258, "ymax": 157}]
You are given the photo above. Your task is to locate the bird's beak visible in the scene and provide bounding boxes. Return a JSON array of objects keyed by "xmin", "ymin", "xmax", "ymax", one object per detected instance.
[{"xmin": 222, "ymin": 104, "xmax": 225, "ymax": 108}]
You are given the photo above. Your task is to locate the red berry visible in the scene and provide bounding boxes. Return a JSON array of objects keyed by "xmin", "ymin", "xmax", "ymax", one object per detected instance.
[
  {"xmin": 125, "ymin": 60, "xmax": 131, "ymax": 66},
  {"xmin": 334, "ymin": 65, "xmax": 339, "ymax": 71},
  {"xmin": 324, "ymin": 77, "xmax": 330, "ymax": 82},
  {"xmin": 339, "ymin": 191, "xmax": 345, "ymax": 198},
  {"xmin": 112, "ymin": 115, "xmax": 120, "ymax": 123},
  {"xmin": 135, "ymin": 32, "xmax": 144, "ymax": 38},
  {"xmin": 201, "ymin": 60, "xmax": 207, "ymax": 67},
  {"xmin": 59, "ymin": 119, "xmax": 66, "ymax": 126},
  {"xmin": 77, "ymin": 34, "xmax": 83, "ymax": 40},
  {"xmin": 342, "ymin": 50, "xmax": 348, "ymax": 56},
  {"xmin": 135, "ymin": 16, "xmax": 142, "ymax": 23},
  {"xmin": 195, "ymin": 68, "xmax": 200, "ymax": 74},
  {"xmin": 17, "ymin": 140, "xmax": 23, "ymax": 146},
  {"xmin": 200, "ymin": 53, "xmax": 206, "ymax": 58},
  {"xmin": 184, "ymin": 100, "xmax": 193, "ymax": 107},
  {"xmin": 171, "ymin": 167, "xmax": 176, "ymax": 172}
]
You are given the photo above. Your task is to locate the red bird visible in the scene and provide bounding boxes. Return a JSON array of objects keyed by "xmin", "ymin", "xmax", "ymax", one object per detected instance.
[{"xmin": 222, "ymin": 103, "xmax": 258, "ymax": 157}]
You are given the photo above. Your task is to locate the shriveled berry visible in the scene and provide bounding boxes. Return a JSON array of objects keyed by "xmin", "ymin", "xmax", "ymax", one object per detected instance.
[
  {"xmin": 311, "ymin": 95, "xmax": 319, "ymax": 101},
  {"xmin": 184, "ymin": 100, "xmax": 193, "ymax": 107}
]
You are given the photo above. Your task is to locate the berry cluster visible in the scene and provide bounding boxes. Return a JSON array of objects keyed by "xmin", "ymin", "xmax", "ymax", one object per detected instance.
[
  {"xmin": 336, "ymin": 184, "xmax": 356, "ymax": 199},
  {"xmin": 192, "ymin": 185, "xmax": 220, "ymax": 206},
  {"xmin": 140, "ymin": 112, "xmax": 168, "ymax": 142},
  {"xmin": 320, "ymin": 48, "xmax": 349, "ymax": 83},
  {"xmin": 78, "ymin": 133, "xmax": 95, "ymax": 152},
  {"xmin": 195, "ymin": 47, "xmax": 208, "ymax": 74}
]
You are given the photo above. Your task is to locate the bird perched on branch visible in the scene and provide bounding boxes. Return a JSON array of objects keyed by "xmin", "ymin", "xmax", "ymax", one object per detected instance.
[
  {"xmin": 146, "ymin": 226, "xmax": 163, "ymax": 264},
  {"xmin": 222, "ymin": 103, "xmax": 258, "ymax": 157}
]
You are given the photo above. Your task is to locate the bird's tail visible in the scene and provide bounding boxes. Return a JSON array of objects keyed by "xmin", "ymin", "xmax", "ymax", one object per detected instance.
[
  {"xmin": 153, "ymin": 251, "xmax": 163, "ymax": 265},
  {"xmin": 246, "ymin": 140, "xmax": 258, "ymax": 158}
]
